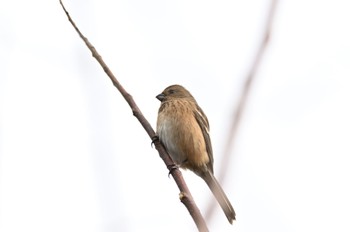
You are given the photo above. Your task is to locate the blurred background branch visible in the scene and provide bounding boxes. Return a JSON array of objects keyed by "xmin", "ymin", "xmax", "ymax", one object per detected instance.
[{"xmin": 205, "ymin": 0, "xmax": 279, "ymax": 222}]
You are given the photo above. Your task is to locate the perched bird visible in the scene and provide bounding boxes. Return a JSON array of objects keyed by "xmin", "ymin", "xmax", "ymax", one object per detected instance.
[{"xmin": 156, "ymin": 84, "xmax": 236, "ymax": 223}]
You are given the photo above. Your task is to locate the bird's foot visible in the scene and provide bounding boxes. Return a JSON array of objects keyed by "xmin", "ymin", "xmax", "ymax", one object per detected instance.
[
  {"xmin": 167, "ymin": 164, "xmax": 179, "ymax": 177},
  {"xmin": 151, "ymin": 135, "xmax": 159, "ymax": 148}
]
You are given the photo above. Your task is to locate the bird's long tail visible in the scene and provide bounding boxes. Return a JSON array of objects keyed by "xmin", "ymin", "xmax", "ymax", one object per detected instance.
[{"xmin": 203, "ymin": 171, "xmax": 236, "ymax": 224}]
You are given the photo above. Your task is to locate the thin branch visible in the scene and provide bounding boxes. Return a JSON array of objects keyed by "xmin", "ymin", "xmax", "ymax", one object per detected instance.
[
  {"xmin": 205, "ymin": 0, "xmax": 279, "ymax": 221},
  {"xmin": 59, "ymin": 1, "xmax": 208, "ymax": 231}
]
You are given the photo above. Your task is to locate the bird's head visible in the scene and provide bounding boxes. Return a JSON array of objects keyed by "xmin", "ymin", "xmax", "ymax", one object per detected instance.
[{"xmin": 156, "ymin": 85, "xmax": 194, "ymax": 102}]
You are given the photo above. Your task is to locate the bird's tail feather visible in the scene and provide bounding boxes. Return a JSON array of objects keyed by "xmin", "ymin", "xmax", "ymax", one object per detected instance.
[{"xmin": 203, "ymin": 171, "xmax": 236, "ymax": 223}]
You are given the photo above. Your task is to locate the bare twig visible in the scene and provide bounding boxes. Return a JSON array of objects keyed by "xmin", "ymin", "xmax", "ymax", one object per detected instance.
[
  {"xmin": 59, "ymin": 1, "xmax": 208, "ymax": 231},
  {"xmin": 205, "ymin": 0, "xmax": 279, "ymax": 221}
]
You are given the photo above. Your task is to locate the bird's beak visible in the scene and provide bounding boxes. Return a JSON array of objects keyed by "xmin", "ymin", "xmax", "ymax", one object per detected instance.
[{"xmin": 156, "ymin": 93, "xmax": 165, "ymax": 101}]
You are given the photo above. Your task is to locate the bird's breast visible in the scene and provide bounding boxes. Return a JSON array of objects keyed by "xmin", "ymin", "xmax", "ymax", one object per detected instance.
[{"xmin": 156, "ymin": 100, "xmax": 209, "ymax": 169}]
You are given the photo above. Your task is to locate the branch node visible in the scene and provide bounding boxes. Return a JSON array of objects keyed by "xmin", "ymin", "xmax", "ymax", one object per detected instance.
[{"xmin": 179, "ymin": 192, "xmax": 186, "ymax": 201}]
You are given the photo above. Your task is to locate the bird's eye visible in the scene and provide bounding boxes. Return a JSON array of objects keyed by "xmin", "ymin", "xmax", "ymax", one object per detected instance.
[{"xmin": 168, "ymin": 89, "xmax": 175, "ymax": 94}]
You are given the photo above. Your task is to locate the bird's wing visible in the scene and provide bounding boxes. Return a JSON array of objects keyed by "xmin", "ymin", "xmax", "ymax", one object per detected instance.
[{"xmin": 194, "ymin": 105, "xmax": 214, "ymax": 173}]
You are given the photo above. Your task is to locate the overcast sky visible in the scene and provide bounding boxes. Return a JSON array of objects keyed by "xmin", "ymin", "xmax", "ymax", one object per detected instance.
[{"xmin": 1, "ymin": 0, "xmax": 350, "ymax": 231}]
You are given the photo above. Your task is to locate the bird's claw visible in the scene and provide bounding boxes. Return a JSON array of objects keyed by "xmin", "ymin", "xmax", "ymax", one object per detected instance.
[
  {"xmin": 151, "ymin": 135, "xmax": 159, "ymax": 148},
  {"xmin": 167, "ymin": 164, "xmax": 179, "ymax": 177}
]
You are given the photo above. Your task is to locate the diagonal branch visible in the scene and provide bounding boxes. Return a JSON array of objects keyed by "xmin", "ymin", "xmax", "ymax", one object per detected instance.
[
  {"xmin": 59, "ymin": 1, "xmax": 208, "ymax": 231},
  {"xmin": 205, "ymin": 0, "xmax": 279, "ymax": 221}
]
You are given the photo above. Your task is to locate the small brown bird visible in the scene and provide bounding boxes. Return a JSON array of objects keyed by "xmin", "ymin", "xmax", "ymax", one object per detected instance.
[{"xmin": 156, "ymin": 84, "xmax": 236, "ymax": 223}]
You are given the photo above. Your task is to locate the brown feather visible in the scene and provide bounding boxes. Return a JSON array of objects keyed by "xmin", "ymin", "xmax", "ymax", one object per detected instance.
[{"xmin": 156, "ymin": 84, "xmax": 236, "ymax": 223}]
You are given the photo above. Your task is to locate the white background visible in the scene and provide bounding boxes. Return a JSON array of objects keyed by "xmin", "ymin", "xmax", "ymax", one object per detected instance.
[{"xmin": 1, "ymin": 0, "xmax": 350, "ymax": 231}]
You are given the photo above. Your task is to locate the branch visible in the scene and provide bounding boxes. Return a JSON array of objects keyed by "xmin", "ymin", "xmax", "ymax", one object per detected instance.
[
  {"xmin": 59, "ymin": 1, "xmax": 208, "ymax": 231},
  {"xmin": 205, "ymin": 0, "xmax": 279, "ymax": 221}
]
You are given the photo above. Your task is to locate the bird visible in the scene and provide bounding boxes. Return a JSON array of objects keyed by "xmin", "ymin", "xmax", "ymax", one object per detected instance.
[{"xmin": 156, "ymin": 84, "xmax": 236, "ymax": 224}]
